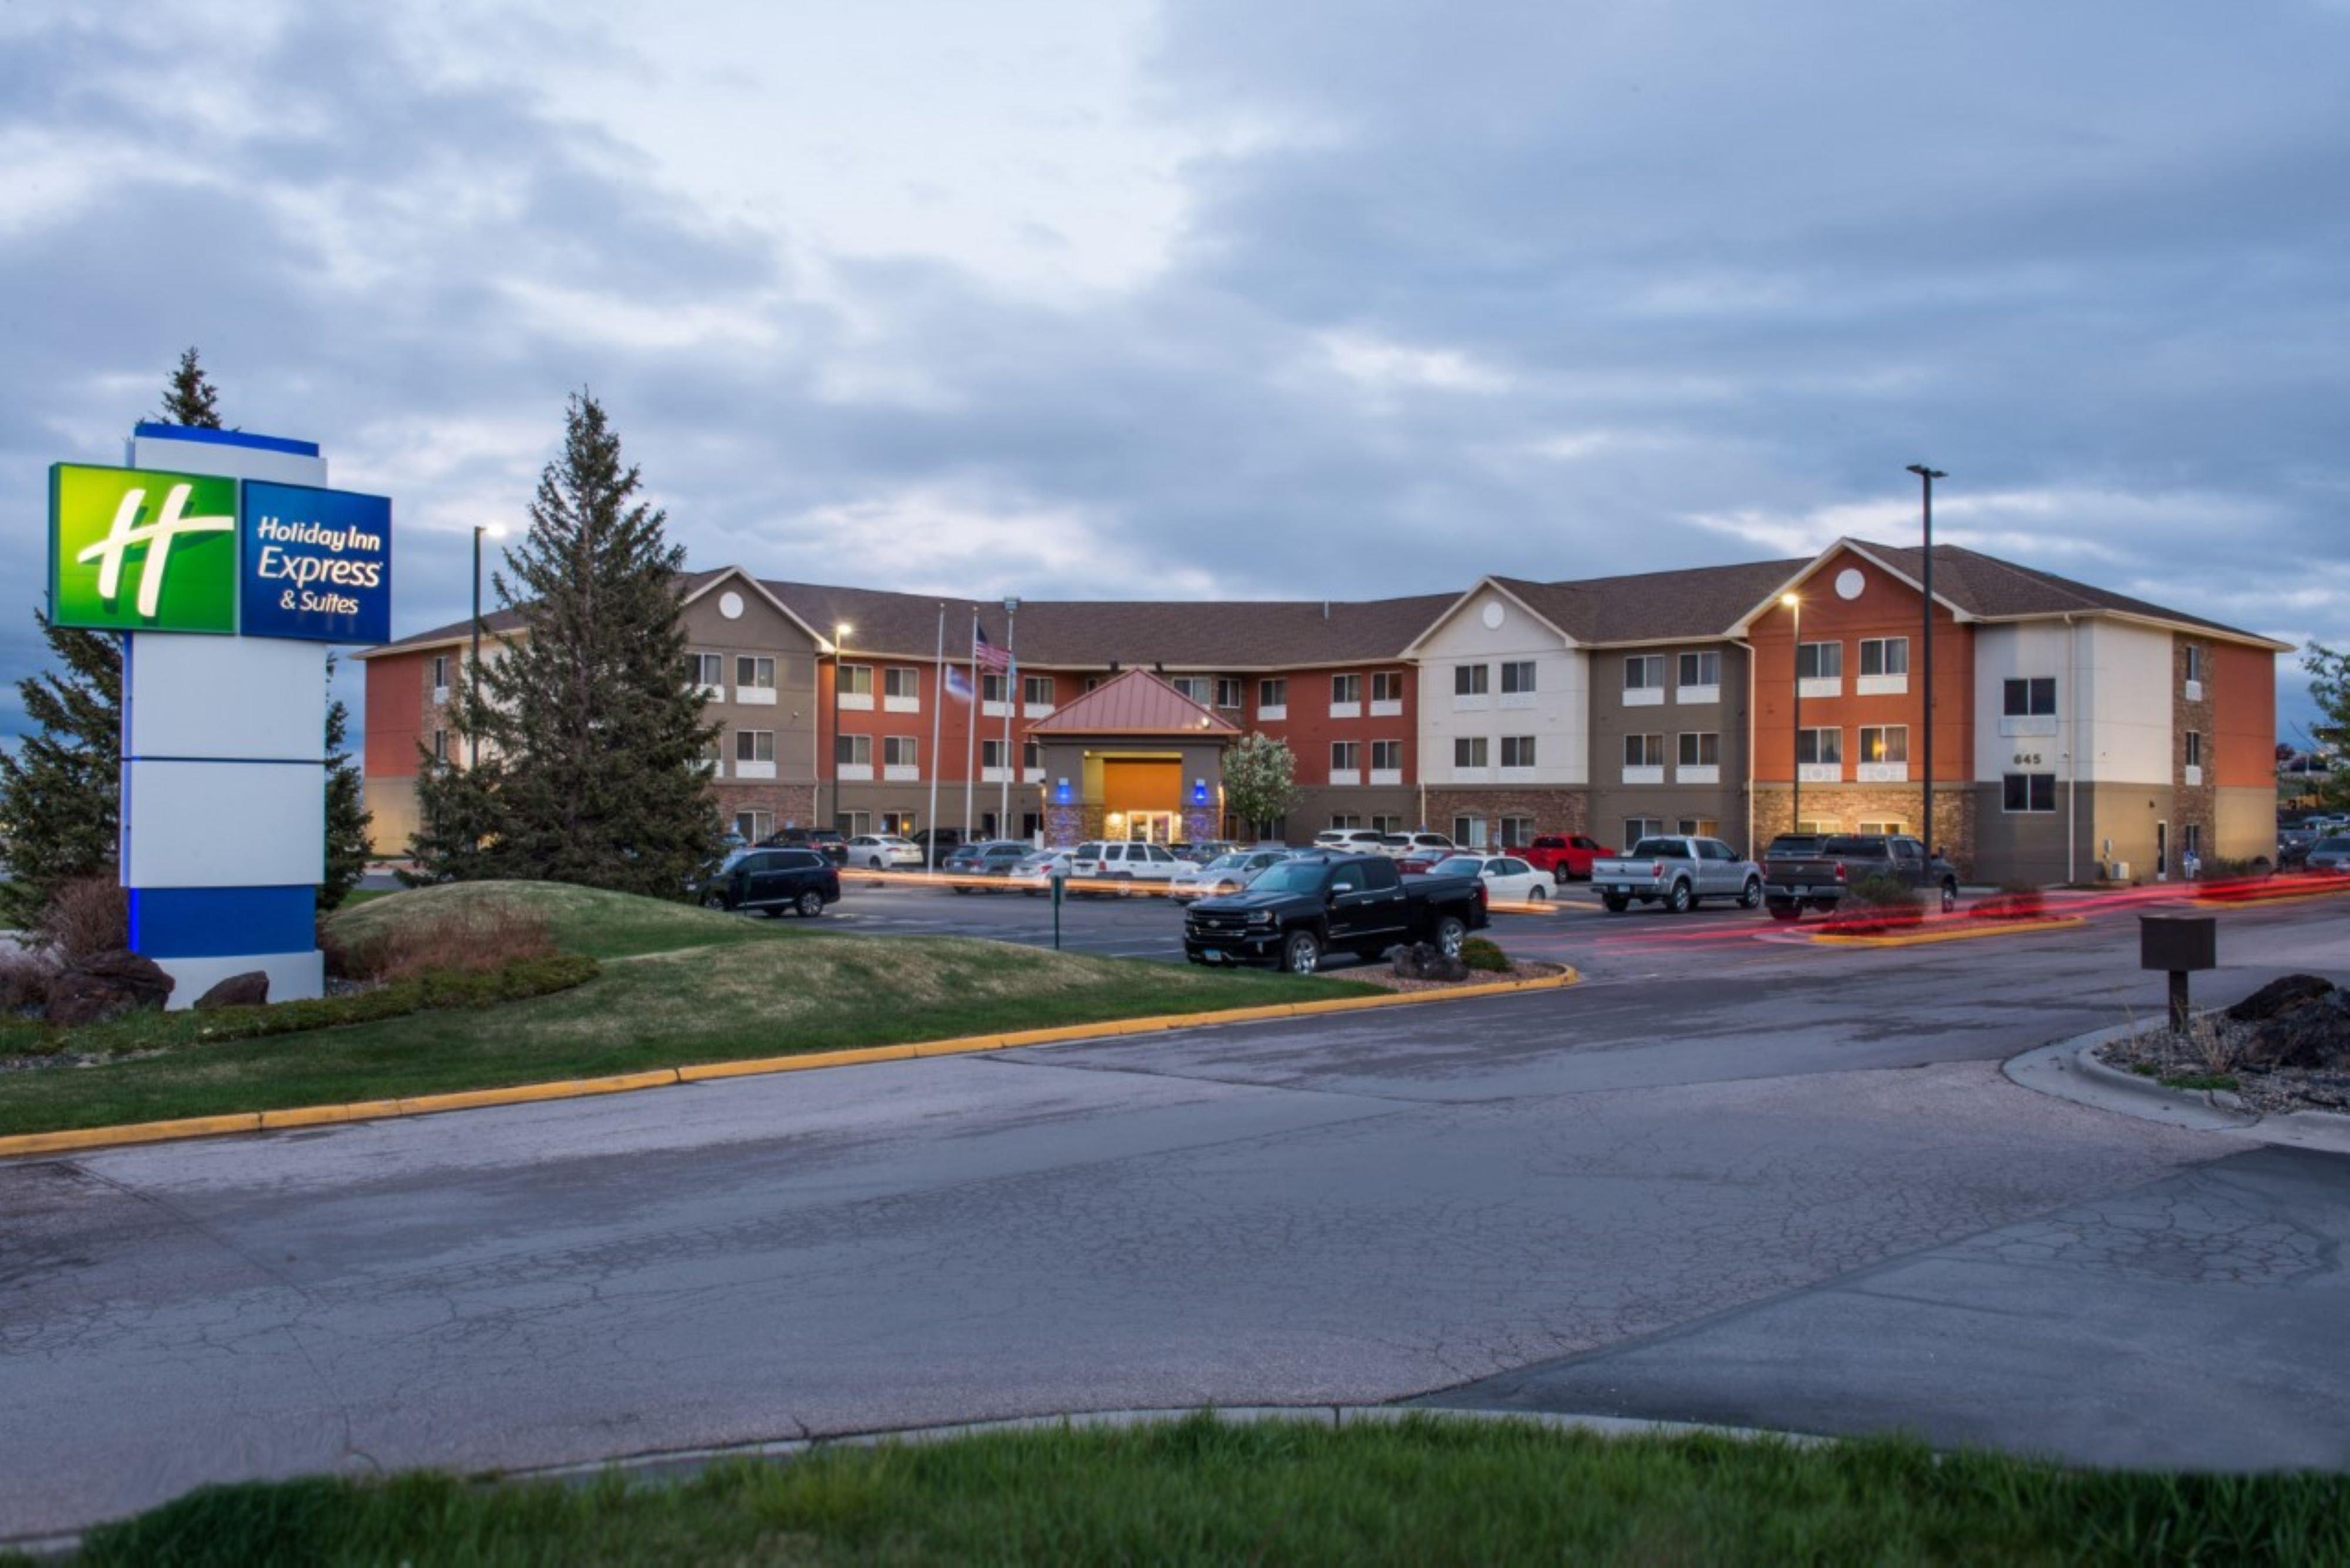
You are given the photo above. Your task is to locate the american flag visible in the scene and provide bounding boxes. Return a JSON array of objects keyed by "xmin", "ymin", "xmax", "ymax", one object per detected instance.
[{"xmin": 974, "ymin": 622, "xmax": 1011, "ymax": 672}]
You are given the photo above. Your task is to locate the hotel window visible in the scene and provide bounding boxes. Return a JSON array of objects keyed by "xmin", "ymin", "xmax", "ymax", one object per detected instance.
[
  {"xmin": 1259, "ymin": 677, "xmax": 1287, "ymax": 709},
  {"xmin": 1624, "ymin": 817, "xmax": 1664, "ymax": 845},
  {"xmin": 1372, "ymin": 671, "xmax": 1406, "ymax": 703},
  {"xmin": 1859, "ymin": 726, "xmax": 1908, "ymax": 763},
  {"xmin": 1677, "ymin": 650, "xmax": 1720, "ymax": 689},
  {"xmin": 1676, "ymin": 818, "xmax": 1719, "ymax": 838},
  {"xmin": 828, "ymin": 733, "xmax": 865, "ymax": 766},
  {"xmin": 881, "ymin": 811, "xmax": 918, "ymax": 836},
  {"xmin": 733, "ymin": 810, "xmax": 773, "ymax": 841},
  {"xmin": 430, "ymin": 654, "xmax": 450, "ymax": 692},
  {"xmin": 740, "ymin": 730, "xmax": 778, "ymax": 764},
  {"xmin": 1678, "ymin": 732, "xmax": 1720, "ymax": 767},
  {"xmin": 1216, "ymin": 677, "xmax": 1244, "ymax": 709},
  {"xmin": 2184, "ymin": 731, "xmax": 2204, "ymax": 768},
  {"xmin": 982, "ymin": 673, "xmax": 1009, "ymax": 703},
  {"xmin": 736, "ymin": 655, "xmax": 775, "ymax": 691},
  {"xmin": 1857, "ymin": 818, "xmax": 1907, "ymax": 836},
  {"xmin": 838, "ymin": 663, "xmax": 873, "ymax": 696},
  {"xmin": 1083, "ymin": 676, "xmax": 1102, "ymax": 693},
  {"xmin": 1023, "ymin": 673, "xmax": 1054, "ymax": 706},
  {"xmin": 1500, "ymin": 660, "xmax": 1537, "ymax": 694},
  {"xmin": 1796, "ymin": 642, "xmax": 1842, "ymax": 680},
  {"xmin": 1453, "ymin": 736, "xmax": 1489, "ymax": 768},
  {"xmin": 883, "ymin": 736, "xmax": 919, "ymax": 768},
  {"xmin": 981, "ymin": 738, "xmax": 1008, "ymax": 769},
  {"xmin": 1796, "ymin": 727, "xmax": 1842, "ymax": 765},
  {"xmin": 432, "ymin": 728, "xmax": 448, "ymax": 761},
  {"xmin": 2003, "ymin": 772, "xmax": 2056, "ymax": 812},
  {"xmin": 1500, "ymin": 736, "xmax": 1537, "ymax": 767},
  {"xmin": 1858, "ymin": 637, "xmax": 1908, "ymax": 677},
  {"xmin": 2184, "ymin": 645, "xmax": 2204, "ymax": 684},
  {"xmin": 1453, "ymin": 664, "xmax": 1489, "ymax": 696},
  {"xmin": 1330, "ymin": 741, "xmax": 1362, "ymax": 773},
  {"xmin": 2184, "ymin": 822, "xmax": 2203, "ymax": 858},
  {"xmin": 1624, "ymin": 733, "xmax": 1664, "ymax": 768},
  {"xmin": 1452, "ymin": 816, "xmax": 1489, "ymax": 848},
  {"xmin": 1331, "ymin": 673, "xmax": 1363, "ymax": 704},
  {"xmin": 688, "ymin": 653, "xmax": 721, "ymax": 689},
  {"xmin": 1500, "ymin": 815, "xmax": 1535, "ymax": 848},
  {"xmin": 2003, "ymin": 677, "xmax": 2057, "ymax": 717},
  {"xmin": 1330, "ymin": 814, "xmax": 1363, "ymax": 830},
  {"xmin": 884, "ymin": 666, "xmax": 921, "ymax": 699},
  {"xmin": 1023, "ymin": 740, "xmax": 1042, "ymax": 771},
  {"xmin": 1624, "ymin": 654, "xmax": 1665, "ymax": 691},
  {"xmin": 1370, "ymin": 814, "xmax": 1402, "ymax": 834},
  {"xmin": 1172, "ymin": 676, "xmax": 1210, "ymax": 703},
  {"xmin": 1371, "ymin": 739, "xmax": 1404, "ymax": 771}
]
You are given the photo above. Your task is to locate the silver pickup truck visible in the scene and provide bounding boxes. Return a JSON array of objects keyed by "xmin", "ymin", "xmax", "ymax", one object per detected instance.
[{"xmin": 1592, "ymin": 836, "xmax": 1764, "ymax": 914}]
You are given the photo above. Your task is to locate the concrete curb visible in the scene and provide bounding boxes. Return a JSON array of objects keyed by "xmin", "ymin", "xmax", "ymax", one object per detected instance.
[
  {"xmin": 0, "ymin": 970, "xmax": 1579, "ymax": 1163},
  {"xmin": 2002, "ymin": 1023, "xmax": 2350, "ymax": 1154},
  {"xmin": 2193, "ymin": 882, "xmax": 2350, "ymax": 912},
  {"xmin": 1808, "ymin": 915, "xmax": 2086, "ymax": 949}
]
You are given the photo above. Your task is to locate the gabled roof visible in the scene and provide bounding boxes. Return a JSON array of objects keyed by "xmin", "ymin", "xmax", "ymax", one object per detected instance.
[
  {"xmin": 1495, "ymin": 558, "xmax": 1810, "ymax": 646},
  {"xmin": 1025, "ymin": 667, "xmax": 1240, "ymax": 737}
]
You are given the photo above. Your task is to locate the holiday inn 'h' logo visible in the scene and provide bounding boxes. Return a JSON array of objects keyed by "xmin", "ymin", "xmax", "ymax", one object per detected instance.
[{"xmin": 50, "ymin": 464, "xmax": 240, "ymax": 634}]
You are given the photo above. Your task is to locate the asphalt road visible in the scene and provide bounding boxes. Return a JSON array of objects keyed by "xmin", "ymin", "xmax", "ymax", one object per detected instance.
[{"xmin": 5, "ymin": 895, "xmax": 2348, "ymax": 1538}]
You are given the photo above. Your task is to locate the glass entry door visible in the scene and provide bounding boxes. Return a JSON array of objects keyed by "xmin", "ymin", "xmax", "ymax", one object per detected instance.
[{"xmin": 1126, "ymin": 811, "xmax": 1178, "ymax": 842}]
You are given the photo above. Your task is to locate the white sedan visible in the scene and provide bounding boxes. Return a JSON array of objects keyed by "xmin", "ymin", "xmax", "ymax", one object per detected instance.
[
  {"xmin": 847, "ymin": 834, "xmax": 925, "ymax": 869},
  {"xmin": 1009, "ymin": 848, "xmax": 1075, "ymax": 894},
  {"xmin": 1429, "ymin": 853, "xmax": 1557, "ymax": 903}
]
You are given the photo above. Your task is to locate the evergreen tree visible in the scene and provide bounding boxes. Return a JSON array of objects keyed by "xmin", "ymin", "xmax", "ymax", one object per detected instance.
[
  {"xmin": 160, "ymin": 346, "xmax": 224, "ymax": 428},
  {"xmin": 2305, "ymin": 641, "xmax": 2350, "ymax": 810},
  {"xmin": 408, "ymin": 392, "xmax": 720, "ymax": 895},
  {"xmin": 319, "ymin": 654, "xmax": 373, "ymax": 908},
  {"xmin": 1221, "ymin": 732, "xmax": 1301, "ymax": 838},
  {"xmin": 0, "ymin": 613, "xmax": 125, "ymax": 923}
]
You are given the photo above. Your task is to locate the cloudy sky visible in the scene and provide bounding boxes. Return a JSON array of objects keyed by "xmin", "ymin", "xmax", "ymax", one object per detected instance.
[{"xmin": 4, "ymin": 0, "xmax": 2344, "ymax": 739}]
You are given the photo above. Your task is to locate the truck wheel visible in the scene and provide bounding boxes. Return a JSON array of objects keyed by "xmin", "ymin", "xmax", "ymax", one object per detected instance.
[
  {"xmin": 1432, "ymin": 915, "xmax": 1468, "ymax": 958},
  {"xmin": 1667, "ymin": 880, "xmax": 1694, "ymax": 915},
  {"xmin": 795, "ymin": 889, "xmax": 825, "ymax": 919},
  {"xmin": 1766, "ymin": 898, "xmax": 1801, "ymax": 922},
  {"xmin": 1940, "ymin": 879, "xmax": 1958, "ymax": 914},
  {"xmin": 1602, "ymin": 895, "xmax": 1629, "ymax": 914},
  {"xmin": 1740, "ymin": 877, "xmax": 1763, "ymax": 909},
  {"xmin": 1282, "ymin": 929, "xmax": 1322, "ymax": 975}
]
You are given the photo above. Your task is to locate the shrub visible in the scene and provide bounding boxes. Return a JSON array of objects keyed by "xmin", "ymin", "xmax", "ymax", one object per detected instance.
[
  {"xmin": 1821, "ymin": 873, "xmax": 1923, "ymax": 934},
  {"xmin": 0, "ymin": 946, "xmax": 56, "ymax": 1012},
  {"xmin": 330, "ymin": 894, "xmax": 556, "ymax": 983},
  {"xmin": 1970, "ymin": 881, "xmax": 2047, "ymax": 922},
  {"xmin": 1459, "ymin": 936, "xmax": 1509, "ymax": 973},
  {"xmin": 2197, "ymin": 855, "xmax": 2271, "ymax": 884},
  {"xmin": 37, "ymin": 875, "xmax": 127, "ymax": 963}
]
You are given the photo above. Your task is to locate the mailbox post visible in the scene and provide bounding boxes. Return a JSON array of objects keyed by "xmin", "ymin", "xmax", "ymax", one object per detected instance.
[{"xmin": 2140, "ymin": 914, "xmax": 2216, "ymax": 1032}]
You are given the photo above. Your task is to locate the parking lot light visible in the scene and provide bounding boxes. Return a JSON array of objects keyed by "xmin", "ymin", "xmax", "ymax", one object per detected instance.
[{"xmin": 1782, "ymin": 592, "xmax": 1802, "ymax": 835}]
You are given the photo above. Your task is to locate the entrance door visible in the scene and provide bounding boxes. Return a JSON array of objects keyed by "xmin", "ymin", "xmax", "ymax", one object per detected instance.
[
  {"xmin": 2156, "ymin": 819, "xmax": 2169, "ymax": 881},
  {"xmin": 1126, "ymin": 811, "xmax": 1177, "ymax": 842}
]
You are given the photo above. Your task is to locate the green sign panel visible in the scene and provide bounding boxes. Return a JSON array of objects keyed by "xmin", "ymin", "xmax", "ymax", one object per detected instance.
[{"xmin": 49, "ymin": 464, "xmax": 241, "ymax": 634}]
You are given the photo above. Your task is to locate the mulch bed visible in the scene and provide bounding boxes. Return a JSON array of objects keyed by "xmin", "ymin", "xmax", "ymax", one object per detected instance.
[
  {"xmin": 2097, "ymin": 1019, "xmax": 2350, "ymax": 1116},
  {"xmin": 1343, "ymin": 959, "xmax": 1567, "ymax": 994}
]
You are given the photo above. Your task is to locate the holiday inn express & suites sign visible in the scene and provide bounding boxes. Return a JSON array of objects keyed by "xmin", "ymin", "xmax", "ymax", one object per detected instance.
[{"xmin": 49, "ymin": 461, "xmax": 392, "ymax": 644}]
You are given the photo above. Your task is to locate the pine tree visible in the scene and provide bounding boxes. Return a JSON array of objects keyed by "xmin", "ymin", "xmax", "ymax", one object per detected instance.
[
  {"xmin": 0, "ymin": 613, "xmax": 125, "ymax": 924},
  {"xmin": 408, "ymin": 392, "xmax": 720, "ymax": 895},
  {"xmin": 319, "ymin": 654, "xmax": 373, "ymax": 908},
  {"xmin": 160, "ymin": 347, "xmax": 224, "ymax": 428}
]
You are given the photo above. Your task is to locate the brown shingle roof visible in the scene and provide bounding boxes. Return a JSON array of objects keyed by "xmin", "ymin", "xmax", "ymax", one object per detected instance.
[
  {"xmin": 1488, "ymin": 558, "xmax": 1811, "ymax": 645},
  {"xmin": 1848, "ymin": 542, "xmax": 2277, "ymax": 643},
  {"xmin": 1026, "ymin": 667, "xmax": 1241, "ymax": 737}
]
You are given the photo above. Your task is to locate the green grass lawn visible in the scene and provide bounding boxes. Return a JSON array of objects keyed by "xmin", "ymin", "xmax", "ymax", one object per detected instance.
[
  {"xmin": 0, "ymin": 882, "xmax": 1372, "ymax": 1136},
  {"xmin": 59, "ymin": 1415, "xmax": 2350, "ymax": 1567}
]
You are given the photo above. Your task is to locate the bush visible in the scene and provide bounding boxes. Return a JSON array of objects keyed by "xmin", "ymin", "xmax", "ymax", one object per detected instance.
[
  {"xmin": 1822, "ymin": 873, "xmax": 1924, "ymax": 934},
  {"xmin": 2197, "ymin": 856, "xmax": 2271, "ymax": 883},
  {"xmin": 0, "ymin": 946, "xmax": 56, "ymax": 1012},
  {"xmin": 1969, "ymin": 881, "xmax": 2047, "ymax": 922},
  {"xmin": 1459, "ymin": 936, "xmax": 1509, "ymax": 973},
  {"xmin": 328, "ymin": 894, "xmax": 556, "ymax": 983},
  {"xmin": 37, "ymin": 875, "xmax": 127, "ymax": 963}
]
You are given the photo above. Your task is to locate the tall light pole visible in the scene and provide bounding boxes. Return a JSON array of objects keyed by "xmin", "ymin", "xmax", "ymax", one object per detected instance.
[
  {"xmin": 468, "ymin": 523, "xmax": 505, "ymax": 770},
  {"xmin": 832, "ymin": 622, "xmax": 852, "ymax": 834},
  {"xmin": 1782, "ymin": 592, "xmax": 1803, "ymax": 835},
  {"xmin": 1907, "ymin": 464, "xmax": 1946, "ymax": 851},
  {"xmin": 999, "ymin": 596, "xmax": 1020, "ymax": 837}
]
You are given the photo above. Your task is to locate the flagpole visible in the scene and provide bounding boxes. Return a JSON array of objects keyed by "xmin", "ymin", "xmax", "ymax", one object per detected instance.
[
  {"xmin": 962, "ymin": 606, "xmax": 978, "ymax": 842},
  {"xmin": 926, "ymin": 602, "xmax": 945, "ymax": 872},
  {"xmin": 999, "ymin": 598, "xmax": 1018, "ymax": 835}
]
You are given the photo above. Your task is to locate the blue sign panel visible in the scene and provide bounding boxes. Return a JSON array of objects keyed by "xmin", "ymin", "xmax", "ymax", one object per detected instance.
[{"xmin": 238, "ymin": 481, "xmax": 392, "ymax": 643}]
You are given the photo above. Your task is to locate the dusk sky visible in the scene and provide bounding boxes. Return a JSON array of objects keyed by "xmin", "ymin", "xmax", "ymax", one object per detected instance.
[{"xmin": 4, "ymin": 1, "xmax": 2343, "ymax": 740}]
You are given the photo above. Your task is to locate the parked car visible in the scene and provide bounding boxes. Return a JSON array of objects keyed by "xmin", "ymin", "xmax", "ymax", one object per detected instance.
[
  {"xmin": 1592, "ymin": 837, "xmax": 1764, "ymax": 914},
  {"xmin": 940, "ymin": 839, "xmax": 1032, "ymax": 888},
  {"xmin": 1008, "ymin": 848, "xmax": 1076, "ymax": 895},
  {"xmin": 1761, "ymin": 834, "xmax": 1959, "ymax": 921},
  {"xmin": 1069, "ymin": 840, "xmax": 1200, "ymax": 891},
  {"xmin": 1378, "ymin": 831, "xmax": 1458, "ymax": 861},
  {"xmin": 1521, "ymin": 834, "xmax": 1616, "ymax": 881},
  {"xmin": 1171, "ymin": 848, "xmax": 1294, "ymax": 901},
  {"xmin": 845, "ymin": 834, "xmax": 925, "ymax": 870},
  {"xmin": 910, "ymin": 827, "xmax": 964, "ymax": 867},
  {"xmin": 1396, "ymin": 848, "xmax": 1455, "ymax": 875},
  {"xmin": 763, "ymin": 827, "xmax": 850, "ymax": 864},
  {"xmin": 1312, "ymin": 828, "xmax": 1392, "ymax": 856},
  {"xmin": 1428, "ymin": 853, "xmax": 1557, "ymax": 903},
  {"xmin": 1184, "ymin": 852, "xmax": 1490, "ymax": 973},
  {"xmin": 694, "ymin": 847, "xmax": 841, "ymax": 918},
  {"xmin": 2309, "ymin": 836, "xmax": 2350, "ymax": 873}
]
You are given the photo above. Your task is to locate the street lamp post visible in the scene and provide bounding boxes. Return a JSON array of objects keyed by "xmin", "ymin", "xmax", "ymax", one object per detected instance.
[
  {"xmin": 999, "ymin": 596, "xmax": 1020, "ymax": 837},
  {"xmin": 832, "ymin": 622, "xmax": 852, "ymax": 835},
  {"xmin": 1782, "ymin": 592, "xmax": 1802, "ymax": 835},
  {"xmin": 468, "ymin": 524, "xmax": 504, "ymax": 770},
  {"xmin": 1906, "ymin": 464, "xmax": 1947, "ymax": 851}
]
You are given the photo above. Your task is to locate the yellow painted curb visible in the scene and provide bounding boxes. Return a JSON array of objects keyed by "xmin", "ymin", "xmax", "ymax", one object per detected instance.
[
  {"xmin": 1810, "ymin": 915, "xmax": 2087, "ymax": 949},
  {"xmin": 0, "ymin": 969, "xmax": 1581, "ymax": 1162},
  {"xmin": 2193, "ymin": 884, "xmax": 2350, "ymax": 911}
]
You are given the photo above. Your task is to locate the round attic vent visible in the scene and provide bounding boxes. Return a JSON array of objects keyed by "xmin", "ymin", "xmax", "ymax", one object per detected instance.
[
  {"xmin": 1834, "ymin": 569, "xmax": 1865, "ymax": 602},
  {"xmin": 719, "ymin": 591, "xmax": 746, "ymax": 620},
  {"xmin": 1480, "ymin": 600, "xmax": 1505, "ymax": 629}
]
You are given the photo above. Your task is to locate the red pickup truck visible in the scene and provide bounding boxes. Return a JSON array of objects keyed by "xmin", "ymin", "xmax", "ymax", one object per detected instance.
[{"xmin": 1522, "ymin": 834, "xmax": 1616, "ymax": 881}]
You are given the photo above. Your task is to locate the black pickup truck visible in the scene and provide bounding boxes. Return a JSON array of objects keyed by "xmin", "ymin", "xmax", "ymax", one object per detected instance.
[
  {"xmin": 1183, "ymin": 853, "xmax": 1488, "ymax": 974},
  {"xmin": 1761, "ymin": 833, "xmax": 1958, "ymax": 921}
]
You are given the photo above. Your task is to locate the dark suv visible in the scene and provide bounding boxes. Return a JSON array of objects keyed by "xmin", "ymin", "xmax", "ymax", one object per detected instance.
[
  {"xmin": 763, "ymin": 827, "xmax": 849, "ymax": 865},
  {"xmin": 699, "ymin": 847, "xmax": 841, "ymax": 917}
]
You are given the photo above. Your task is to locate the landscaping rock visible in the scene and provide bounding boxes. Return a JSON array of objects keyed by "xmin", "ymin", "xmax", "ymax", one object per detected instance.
[
  {"xmin": 2243, "ymin": 991, "xmax": 2350, "ymax": 1073},
  {"xmin": 2224, "ymin": 973, "xmax": 2335, "ymax": 1023},
  {"xmin": 45, "ymin": 950, "xmax": 174, "ymax": 1026},
  {"xmin": 1389, "ymin": 942, "xmax": 1470, "ymax": 983},
  {"xmin": 194, "ymin": 971, "xmax": 270, "ymax": 1010}
]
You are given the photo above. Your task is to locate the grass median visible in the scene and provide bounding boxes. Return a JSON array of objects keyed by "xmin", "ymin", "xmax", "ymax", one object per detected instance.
[
  {"xmin": 0, "ymin": 882, "xmax": 1373, "ymax": 1138},
  {"xmin": 61, "ymin": 1414, "xmax": 2350, "ymax": 1566}
]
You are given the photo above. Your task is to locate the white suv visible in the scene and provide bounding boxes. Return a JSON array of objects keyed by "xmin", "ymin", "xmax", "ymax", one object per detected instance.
[
  {"xmin": 1382, "ymin": 831, "xmax": 1457, "ymax": 860},
  {"xmin": 1312, "ymin": 828, "xmax": 1391, "ymax": 855},
  {"xmin": 1070, "ymin": 840, "xmax": 1198, "ymax": 888}
]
